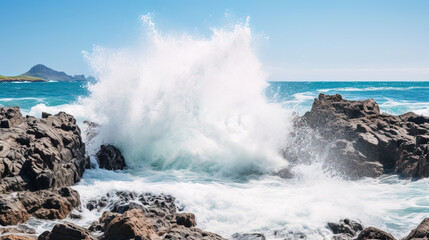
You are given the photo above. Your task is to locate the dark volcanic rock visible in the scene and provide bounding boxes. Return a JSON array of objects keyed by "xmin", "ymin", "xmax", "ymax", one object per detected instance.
[
  {"xmin": 96, "ymin": 145, "xmax": 126, "ymax": 170},
  {"xmin": 328, "ymin": 218, "xmax": 363, "ymax": 236},
  {"xmin": 0, "ymin": 107, "xmax": 89, "ymax": 193},
  {"xmin": 0, "ymin": 187, "xmax": 80, "ymax": 225},
  {"xmin": 175, "ymin": 213, "xmax": 196, "ymax": 228},
  {"xmin": 38, "ymin": 222, "xmax": 94, "ymax": 240},
  {"xmin": 287, "ymin": 94, "xmax": 429, "ymax": 179},
  {"xmin": 356, "ymin": 227, "xmax": 396, "ymax": 240},
  {"xmin": 403, "ymin": 218, "xmax": 429, "ymax": 240}
]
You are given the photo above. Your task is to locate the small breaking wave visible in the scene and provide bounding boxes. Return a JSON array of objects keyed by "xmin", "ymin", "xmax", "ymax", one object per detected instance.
[
  {"xmin": 0, "ymin": 97, "xmax": 45, "ymax": 102},
  {"xmin": 317, "ymin": 86, "xmax": 429, "ymax": 92}
]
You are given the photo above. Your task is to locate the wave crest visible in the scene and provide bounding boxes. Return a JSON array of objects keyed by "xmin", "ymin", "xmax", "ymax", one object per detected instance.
[{"xmin": 82, "ymin": 16, "xmax": 292, "ymax": 177}]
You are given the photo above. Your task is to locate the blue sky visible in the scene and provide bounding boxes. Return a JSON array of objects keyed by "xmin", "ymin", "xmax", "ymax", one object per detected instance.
[{"xmin": 0, "ymin": 0, "xmax": 428, "ymax": 80}]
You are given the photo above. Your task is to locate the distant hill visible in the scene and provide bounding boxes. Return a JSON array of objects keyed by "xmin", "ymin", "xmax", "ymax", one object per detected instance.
[
  {"xmin": 0, "ymin": 64, "xmax": 93, "ymax": 82},
  {"xmin": 0, "ymin": 74, "xmax": 46, "ymax": 82},
  {"xmin": 24, "ymin": 64, "xmax": 92, "ymax": 81}
]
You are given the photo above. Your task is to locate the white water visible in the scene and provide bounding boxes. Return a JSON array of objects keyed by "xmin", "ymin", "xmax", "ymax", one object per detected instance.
[
  {"xmin": 81, "ymin": 16, "xmax": 292, "ymax": 178},
  {"xmin": 24, "ymin": 16, "xmax": 429, "ymax": 239}
]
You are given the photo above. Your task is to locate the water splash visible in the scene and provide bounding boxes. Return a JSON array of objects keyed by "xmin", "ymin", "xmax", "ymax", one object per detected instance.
[{"xmin": 82, "ymin": 16, "xmax": 292, "ymax": 177}]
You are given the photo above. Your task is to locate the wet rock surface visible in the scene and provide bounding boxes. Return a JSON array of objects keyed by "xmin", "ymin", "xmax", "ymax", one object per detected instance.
[
  {"xmin": 0, "ymin": 108, "xmax": 227, "ymax": 239},
  {"xmin": 287, "ymin": 94, "xmax": 429, "ymax": 179},
  {"xmin": 0, "ymin": 187, "xmax": 80, "ymax": 225},
  {"xmin": 328, "ymin": 218, "xmax": 363, "ymax": 237},
  {"xmin": 356, "ymin": 227, "xmax": 396, "ymax": 240},
  {"xmin": 0, "ymin": 107, "xmax": 89, "ymax": 193},
  {"xmin": 83, "ymin": 191, "xmax": 225, "ymax": 239},
  {"xmin": 101, "ymin": 209, "xmax": 157, "ymax": 240},
  {"xmin": 403, "ymin": 218, "xmax": 429, "ymax": 240},
  {"xmin": 38, "ymin": 222, "xmax": 94, "ymax": 240},
  {"xmin": 95, "ymin": 145, "xmax": 126, "ymax": 170},
  {"xmin": 326, "ymin": 218, "xmax": 429, "ymax": 240}
]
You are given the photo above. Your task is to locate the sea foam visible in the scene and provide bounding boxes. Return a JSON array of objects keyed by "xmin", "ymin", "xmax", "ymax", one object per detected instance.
[{"xmin": 81, "ymin": 16, "xmax": 292, "ymax": 178}]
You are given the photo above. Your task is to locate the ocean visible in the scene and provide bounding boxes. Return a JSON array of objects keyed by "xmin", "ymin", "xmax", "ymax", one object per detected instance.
[{"xmin": 1, "ymin": 80, "xmax": 429, "ymax": 239}]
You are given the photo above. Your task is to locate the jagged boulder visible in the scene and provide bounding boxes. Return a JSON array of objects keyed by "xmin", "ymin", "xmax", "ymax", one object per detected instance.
[
  {"xmin": 403, "ymin": 218, "xmax": 429, "ymax": 240},
  {"xmin": 38, "ymin": 222, "xmax": 94, "ymax": 240},
  {"xmin": 101, "ymin": 209, "xmax": 157, "ymax": 240},
  {"xmin": 328, "ymin": 218, "xmax": 363, "ymax": 238},
  {"xmin": 175, "ymin": 213, "xmax": 196, "ymax": 228},
  {"xmin": 87, "ymin": 191, "xmax": 225, "ymax": 240},
  {"xmin": 0, "ymin": 107, "xmax": 89, "ymax": 193},
  {"xmin": 96, "ymin": 145, "xmax": 126, "ymax": 170},
  {"xmin": 0, "ymin": 196, "xmax": 28, "ymax": 225},
  {"xmin": 287, "ymin": 94, "xmax": 429, "ymax": 179},
  {"xmin": 0, "ymin": 187, "xmax": 79, "ymax": 226},
  {"xmin": 356, "ymin": 227, "xmax": 395, "ymax": 240}
]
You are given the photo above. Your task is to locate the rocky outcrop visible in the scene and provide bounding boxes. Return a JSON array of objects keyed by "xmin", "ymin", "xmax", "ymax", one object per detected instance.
[
  {"xmin": 326, "ymin": 218, "xmax": 429, "ymax": 240},
  {"xmin": 96, "ymin": 145, "xmax": 126, "ymax": 170},
  {"xmin": 0, "ymin": 107, "xmax": 89, "ymax": 193},
  {"xmin": 0, "ymin": 196, "xmax": 28, "ymax": 225},
  {"xmin": 403, "ymin": 218, "xmax": 429, "ymax": 240},
  {"xmin": 85, "ymin": 191, "xmax": 225, "ymax": 240},
  {"xmin": 101, "ymin": 209, "xmax": 157, "ymax": 240},
  {"xmin": 287, "ymin": 94, "xmax": 429, "ymax": 179},
  {"xmin": 0, "ymin": 187, "xmax": 79, "ymax": 226},
  {"xmin": 356, "ymin": 227, "xmax": 396, "ymax": 240},
  {"xmin": 328, "ymin": 219, "xmax": 363, "ymax": 239},
  {"xmin": 38, "ymin": 222, "xmax": 94, "ymax": 240}
]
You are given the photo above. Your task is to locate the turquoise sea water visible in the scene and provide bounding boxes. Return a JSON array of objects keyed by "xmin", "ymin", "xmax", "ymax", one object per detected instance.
[
  {"xmin": 2, "ymin": 81, "xmax": 429, "ymax": 115},
  {"xmin": 266, "ymin": 81, "xmax": 429, "ymax": 115},
  {"xmin": 2, "ymin": 81, "xmax": 429, "ymax": 239},
  {"xmin": 0, "ymin": 81, "xmax": 88, "ymax": 112}
]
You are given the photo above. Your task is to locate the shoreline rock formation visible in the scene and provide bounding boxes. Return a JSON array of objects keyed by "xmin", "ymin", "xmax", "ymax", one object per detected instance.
[
  {"xmin": 0, "ymin": 107, "xmax": 89, "ymax": 228},
  {"xmin": 41, "ymin": 191, "xmax": 225, "ymax": 240},
  {"xmin": 0, "ymin": 107, "xmax": 227, "ymax": 239},
  {"xmin": 328, "ymin": 218, "xmax": 429, "ymax": 240},
  {"xmin": 96, "ymin": 145, "xmax": 126, "ymax": 170},
  {"xmin": 0, "ymin": 107, "xmax": 89, "ymax": 193},
  {"xmin": 286, "ymin": 93, "xmax": 429, "ymax": 179}
]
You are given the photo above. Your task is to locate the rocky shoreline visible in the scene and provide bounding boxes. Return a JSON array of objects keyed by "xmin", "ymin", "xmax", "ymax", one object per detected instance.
[
  {"xmin": 1, "ymin": 93, "xmax": 429, "ymax": 239},
  {"xmin": 285, "ymin": 93, "xmax": 429, "ymax": 180},
  {"xmin": 0, "ymin": 107, "xmax": 226, "ymax": 240}
]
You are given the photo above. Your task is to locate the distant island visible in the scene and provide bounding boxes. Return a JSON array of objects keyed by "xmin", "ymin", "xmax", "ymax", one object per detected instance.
[{"xmin": 0, "ymin": 64, "xmax": 94, "ymax": 82}]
